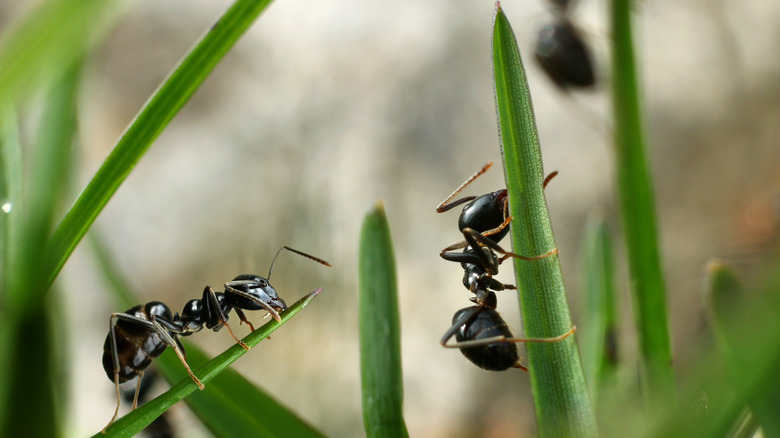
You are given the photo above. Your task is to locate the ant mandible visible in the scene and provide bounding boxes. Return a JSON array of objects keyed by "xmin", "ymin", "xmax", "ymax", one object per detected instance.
[
  {"xmin": 436, "ymin": 163, "xmax": 573, "ymax": 371},
  {"xmin": 101, "ymin": 246, "xmax": 330, "ymax": 431}
]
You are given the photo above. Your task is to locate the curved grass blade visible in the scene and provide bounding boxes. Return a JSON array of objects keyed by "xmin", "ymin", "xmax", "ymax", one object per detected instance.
[
  {"xmin": 96, "ymin": 289, "xmax": 322, "ymax": 438},
  {"xmin": 358, "ymin": 202, "xmax": 409, "ymax": 438},
  {"xmin": 44, "ymin": 0, "xmax": 276, "ymax": 293},
  {"xmin": 609, "ymin": 0, "xmax": 675, "ymax": 404},
  {"xmin": 492, "ymin": 4, "xmax": 597, "ymax": 437},
  {"xmin": 156, "ymin": 342, "xmax": 326, "ymax": 438}
]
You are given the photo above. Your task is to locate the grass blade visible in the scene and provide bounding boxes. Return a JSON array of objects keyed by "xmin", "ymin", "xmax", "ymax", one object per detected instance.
[
  {"xmin": 609, "ymin": 0, "xmax": 675, "ymax": 403},
  {"xmin": 44, "ymin": 0, "xmax": 276, "ymax": 292},
  {"xmin": 492, "ymin": 4, "xmax": 597, "ymax": 437},
  {"xmin": 579, "ymin": 214, "xmax": 618, "ymax": 405},
  {"xmin": 156, "ymin": 341, "xmax": 327, "ymax": 438},
  {"xmin": 705, "ymin": 261, "xmax": 780, "ymax": 437},
  {"xmin": 0, "ymin": 64, "xmax": 82, "ymax": 437},
  {"xmin": 358, "ymin": 201, "xmax": 409, "ymax": 438},
  {"xmin": 96, "ymin": 289, "xmax": 322, "ymax": 438}
]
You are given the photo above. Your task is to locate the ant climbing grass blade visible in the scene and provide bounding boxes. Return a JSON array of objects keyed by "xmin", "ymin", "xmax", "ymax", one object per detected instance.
[
  {"xmin": 492, "ymin": 4, "xmax": 597, "ymax": 437},
  {"xmin": 358, "ymin": 202, "xmax": 410, "ymax": 438},
  {"xmin": 95, "ymin": 289, "xmax": 322, "ymax": 438}
]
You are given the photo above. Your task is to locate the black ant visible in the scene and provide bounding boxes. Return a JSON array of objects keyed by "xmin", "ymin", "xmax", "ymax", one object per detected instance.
[
  {"xmin": 101, "ymin": 246, "xmax": 330, "ymax": 430},
  {"xmin": 533, "ymin": 0, "xmax": 596, "ymax": 90},
  {"xmin": 436, "ymin": 163, "xmax": 574, "ymax": 371}
]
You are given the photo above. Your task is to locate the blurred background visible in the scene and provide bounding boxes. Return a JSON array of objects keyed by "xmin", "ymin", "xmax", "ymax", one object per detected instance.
[{"xmin": 3, "ymin": 0, "xmax": 779, "ymax": 436}]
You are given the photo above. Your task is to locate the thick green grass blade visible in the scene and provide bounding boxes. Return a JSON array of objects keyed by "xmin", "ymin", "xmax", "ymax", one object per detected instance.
[
  {"xmin": 44, "ymin": 0, "xmax": 276, "ymax": 292},
  {"xmin": 358, "ymin": 202, "xmax": 409, "ymax": 438},
  {"xmin": 579, "ymin": 214, "xmax": 618, "ymax": 405},
  {"xmin": 492, "ymin": 4, "xmax": 597, "ymax": 437},
  {"xmin": 609, "ymin": 0, "xmax": 675, "ymax": 404},
  {"xmin": 96, "ymin": 289, "xmax": 322, "ymax": 438},
  {"xmin": 0, "ymin": 64, "xmax": 81, "ymax": 438},
  {"xmin": 157, "ymin": 342, "xmax": 327, "ymax": 438}
]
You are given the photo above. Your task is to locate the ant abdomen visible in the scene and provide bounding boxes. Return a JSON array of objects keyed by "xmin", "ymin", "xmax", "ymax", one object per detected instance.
[
  {"xmin": 102, "ymin": 302, "xmax": 174, "ymax": 383},
  {"xmin": 453, "ymin": 307, "xmax": 519, "ymax": 371}
]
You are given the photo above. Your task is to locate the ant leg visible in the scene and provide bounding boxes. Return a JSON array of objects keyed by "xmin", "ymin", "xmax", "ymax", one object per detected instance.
[
  {"xmin": 151, "ymin": 317, "xmax": 205, "ymax": 389},
  {"xmin": 234, "ymin": 308, "xmax": 255, "ymax": 332},
  {"xmin": 103, "ymin": 312, "xmax": 129, "ymax": 432},
  {"xmin": 436, "ymin": 162, "xmax": 493, "ymax": 213},
  {"xmin": 463, "ymin": 228, "xmax": 558, "ymax": 262},
  {"xmin": 131, "ymin": 371, "xmax": 144, "ymax": 410},
  {"xmin": 204, "ymin": 286, "xmax": 251, "ymax": 350},
  {"xmin": 543, "ymin": 171, "xmax": 558, "ymax": 189},
  {"xmin": 440, "ymin": 307, "xmax": 481, "ymax": 348},
  {"xmin": 223, "ymin": 282, "xmax": 282, "ymax": 323},
  {"xmin": 444, "ymin": 326, "xmax": 577, "ymax": 349}
]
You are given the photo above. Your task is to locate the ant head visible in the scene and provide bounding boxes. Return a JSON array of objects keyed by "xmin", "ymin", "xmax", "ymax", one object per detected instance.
[
  {"xmin": 227, "ymin": 274, "xmax": 287, "ymax": 314},
  {"xmin": 458, "ymin": 190, "xmax": 509, "ymax": 244}
]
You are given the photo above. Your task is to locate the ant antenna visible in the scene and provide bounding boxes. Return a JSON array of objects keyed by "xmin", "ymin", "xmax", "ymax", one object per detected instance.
[
  {"xmin": 436, "ymin": 162, "xmax": 494, "ymax": 213},
  {"xmin": 268, "ymin": 246, "xmax": 332, "ymax": 280}
]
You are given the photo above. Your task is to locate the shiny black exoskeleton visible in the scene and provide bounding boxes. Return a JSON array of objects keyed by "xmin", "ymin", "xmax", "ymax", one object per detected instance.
[
  {"xmin": 436, "ymin": 164, "xmax": 573, "ymax": 371},
  {"xmin": 101, "ymin": 246, "xmax": 330, "ymax": 431},
  {"xmin": 533, "ymin": 0, "xmax": 596, "ymax": 90}
]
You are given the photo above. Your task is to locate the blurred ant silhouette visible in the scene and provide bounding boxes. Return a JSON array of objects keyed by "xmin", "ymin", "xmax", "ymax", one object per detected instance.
[
  {"xmin": 436, "ymin": 162, "xmax": 574, "ymax": 370},
  {"xmin": 101, "ymin": 246, "xmax": 330, "ymax": 431},
  {"xmin": 534, "ymin": 0, "xmax": 597, "ymax": 90}
]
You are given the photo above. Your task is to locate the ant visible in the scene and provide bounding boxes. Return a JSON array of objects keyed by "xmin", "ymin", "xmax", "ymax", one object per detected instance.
[
  {"xmin": 533, "ymin": 0, "xmax": 596, "ymax": 90},
  {"xmin": 436, "ymin": 163, "xmax": 574, "ymax": 371},
  {"xmin": 101, "ymin": 246, "xmax": 330, "ymax": 430}
]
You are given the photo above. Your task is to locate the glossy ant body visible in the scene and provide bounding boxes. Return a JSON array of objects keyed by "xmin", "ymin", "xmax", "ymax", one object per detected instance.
[
  {"xmin": 101, "ymin": 246, "xmax": 330, "ymax": 430},
  {"xmin": 533, "ymin": 0, "xmax": 596, "ymax": 90},
  {"xmin": 436, "ymin": 163, "xmax": 574, "ymax": 371}
]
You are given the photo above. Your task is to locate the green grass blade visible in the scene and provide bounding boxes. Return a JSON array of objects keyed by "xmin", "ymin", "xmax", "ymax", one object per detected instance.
[
  {"xmin": 609, "ymin": 0, "xmax": 675, "ymax": 403},
  {"xmin": 579, "ymin": 214, "xmax": 618, "ymax": 405},
  {"xmin": 0, "ymin": 0, "xmax": 116, "ymax": 101},
  {"xmin": 492, "ymin": 4, "xmax": 597, "ymax": 437},
  {"xmin": 44, "ymin": 0, "xmax": 276, "ymax": 291},
  {"xmin": 0, "ymin": 64, "xmax": 81, "ymax": 438},
  {"xmin": 156, "ymin": 343, "xmax": 327, "ymax": 438},
  {"xmin": 358, "ymin": 201, "xmax": 409, "ymax": 438},
  {"xmin": 96, "ymin": 289, "xmax": 322, "ymax": 438}
]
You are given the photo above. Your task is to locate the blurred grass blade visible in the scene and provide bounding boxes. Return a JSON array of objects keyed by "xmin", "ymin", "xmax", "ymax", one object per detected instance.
[
  {"xmin": 609, "ymin": 0, "xmax": 675, "ymax": 403},
  {"xmin": 492, "ymin": 4, "xmax": 597, "ymax": 437},
  {"xmin": 44, "ymin": 0, "xmax": 276, "ymax": 292},
  {"xmin": 579, "ymin": 213, "xmax": 618, "ymax": 405},
  {"xmin": 0, "ymin": 0, "xmax": 117, "ymax": 101},
  {"xmin": 97, "ymin": 289, "xmax": 322, "ymax": 438},
  {"xmin": 651, "ymin": 260, "xmax": 780, "ymax": 437},
  {"xmin": 157, "ymin": 343, "xmax": 327, "ymax": 438},
  {"xmin": 358, "ymin": 202, "xmax": 409, "ymax": 438},
  {"xmin": 0, "ymin": 64, "xmax": 82, "ymax": 438},
  {"xmin": 705, "ymin": 261, "xmax": 780, "ymax": 437},
  {"xmin": 90, "ymin": 233, "xmax": 326, "ymax": 438}
]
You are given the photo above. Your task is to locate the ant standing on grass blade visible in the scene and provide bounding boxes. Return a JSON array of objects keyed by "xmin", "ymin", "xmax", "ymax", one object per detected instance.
[
  {"xmin": 435, "ymin": 162, "xmax": 574, "ymax": 371},
  {"xmin": 101, "ymin": 246, "xmax": 330, "ymax": 431}
]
